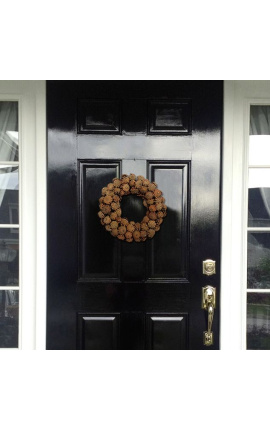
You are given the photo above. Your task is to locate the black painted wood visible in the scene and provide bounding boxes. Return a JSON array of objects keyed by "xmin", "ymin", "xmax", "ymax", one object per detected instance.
[
  {"xmin": 77, "ymin": 314, "xmax": 120, "ymax": 350},
  {"xmin": 47, "ymin": 81, "xmax": 223, "ymax": 350},
  {"xmin": 146, "ymin": 314, "xmax": 188, "ymax": 350}
]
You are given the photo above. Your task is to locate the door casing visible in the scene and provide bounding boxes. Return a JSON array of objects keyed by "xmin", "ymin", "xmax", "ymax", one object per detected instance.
[{"xmin": 1, "ymin": 79, "xmax": 269, "ymax": 349}]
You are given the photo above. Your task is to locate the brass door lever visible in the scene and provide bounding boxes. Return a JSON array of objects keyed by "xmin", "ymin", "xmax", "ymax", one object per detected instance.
[{"xmin": 202, "ymin": 286, "xmax": 216, "ymax": 346}]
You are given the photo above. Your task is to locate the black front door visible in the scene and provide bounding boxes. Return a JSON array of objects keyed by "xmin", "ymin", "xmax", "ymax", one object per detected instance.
[{"xmin": 47, "ymin": 80, "xmax": 222, "ymax": 350}]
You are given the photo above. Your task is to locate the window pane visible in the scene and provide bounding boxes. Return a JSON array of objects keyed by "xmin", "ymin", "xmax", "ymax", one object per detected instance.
[
  {"xmin": 247, "ymin": 293, "xmax": 270, "ymax": 349},
  {"xmin": 0, "ymin": 289, "xmax": 19, "ymax": 348},
  {"xmin": 0, "ymin": 102, "xmax": 18, "ymax": 162},
  {"xmin": 247, "ymin": 232, "xmax": 270, "ymax": 289},
  {"xmin": 248, "ymin": 168, "xmax": 270, "ymax": 227},
  {"xmin": 0, "ymin": 166, "xmax": 19, "ymax": 224},
  {"xmin": 250, "ymin": 105, "xmax": 270, "ymax": 136},
  {"xmin": 0, "ymin": 229, "xmax": 19, "ymax": 286},
  {"xmin": 249, "ymin": 136, "xmax": 270, "ymax": 165}
]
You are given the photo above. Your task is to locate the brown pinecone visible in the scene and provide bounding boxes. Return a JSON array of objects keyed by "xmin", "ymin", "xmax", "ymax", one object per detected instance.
[
  {"xmin": 154, "ymin": 189, "xmax": 162, "ymax": 198},
  {"xmin": 148, "ymin": 183, "xmax": 156, "ymax": 191},
  {"xmin": 135, "ymin": 180, "xmax": 142, "ymax": 188},
  {"xmin": 103, "ymin": 195, "xmax": 113, "ymax": 204},
  {"xmin": 101, "ymin": 187, "xmax": 107, "ymax": 195},
  {"xmin": 111, "ymin": 202, "xmax": 120, "ymax": 211},
  {"xmin": 145, "ymin": 191, "xmax": 153, "ymax": 200},
  {"xmin": 121, "ymin": 218, "xmax": 129, "ymax": 226},
  {"xmin": 110, "ymin": 211, "xmax": 118, "ymax": 220},
  {"xmin": 117, "ymin": 234, "xmax": 125, "ymax": 240},
  {"xmin": 113, "ymin": 179, "xmax": 121, "ymax": 187},
  {"xmin": 127, "ymin": 223, "xmax": 135, "ymax": 232},
  {"xmin": 149, "ymin": 212, "xmax": 157, "ymax": 220},
  {"xmin": 140, "ymin": 186, "xmax": 147, "ymax": 194},
  {"xmin": 125, "ymin": 231, "xmax": 133, "ymax": 240},
  {"xmin": 101, "ymin": 205, "xmax": 111, "ymax": 214},
  {"xmin": 133, "ymin": 230, "xmax": 141, "ymax": 241},
  {"xmin": 141, "ymin": 222, "xmax": 148, "ymax": 231},
  {"xmin": 118, "ymin": 225, "xmax": 127, "ymax": 235},
  {"xmin": 148, "ymin": 229, "xmax": 155, "ymax": 238},
  {"xmin": 110, "ymin": 221, "xmax": 118, "ymax": 229},
  {"xmin": 104, "ymin": 216, "xmax": 111, "ymax": 224},
  {"xmin": 148, "ymin": 220, "xmax": 156, "ymax": 229}
]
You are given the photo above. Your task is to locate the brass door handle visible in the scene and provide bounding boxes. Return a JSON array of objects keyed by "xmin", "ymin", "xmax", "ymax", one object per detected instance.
[{"xmin": 202, "ymin": 286, "xmax": 216, "ymax": 346}]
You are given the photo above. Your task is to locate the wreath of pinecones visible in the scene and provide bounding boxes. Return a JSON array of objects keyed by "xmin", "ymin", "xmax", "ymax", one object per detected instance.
[{"xmin": 98, "ymin": 174, "xmax": 167, "ymax": 242}]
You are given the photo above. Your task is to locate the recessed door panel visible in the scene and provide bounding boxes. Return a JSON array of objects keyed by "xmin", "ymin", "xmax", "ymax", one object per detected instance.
[
  {"xmin": 147, "ymin": 162, "xmax": 190, "ymax": 281},
  {"xmin": 79, "ymin": 161, "xmax": 121, "ymax": 281}
]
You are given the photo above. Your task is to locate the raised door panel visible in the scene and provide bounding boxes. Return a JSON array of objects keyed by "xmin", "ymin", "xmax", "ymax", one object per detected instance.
[
  {"xmin": 146, "ymin": 314, "xmax": 188, "ymax": 349},
  {"xmin": 77, "ymin": 314, "xmax": 120, "ymax": 350}
]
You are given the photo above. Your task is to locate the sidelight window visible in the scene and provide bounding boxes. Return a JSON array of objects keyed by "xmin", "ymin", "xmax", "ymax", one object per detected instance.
[
  {"xmin": 0, "ymin": 101, "xmax": 19, "ymax": 348},
  {"xmin": 247, "ymin": 105, "xmax": 270, "ymax": 349}
]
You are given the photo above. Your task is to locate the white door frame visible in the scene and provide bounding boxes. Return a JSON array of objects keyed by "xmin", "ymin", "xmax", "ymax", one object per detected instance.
[{"xmin": 2, "ymin": 79, "xmax": 269, "ymax": 350}]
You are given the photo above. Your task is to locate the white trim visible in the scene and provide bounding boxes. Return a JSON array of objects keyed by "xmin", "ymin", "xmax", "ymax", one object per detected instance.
[
  {"xmin": 0, "ymin": 224, "xmax": 19, "ymax": 228},
  {"xmin": 0, "ymin": 162, "xmax": 20, "ymax": 166},
  {"xmin": 35, "ymin": 82, "xmax": 47, "ymax": 350},
  {"xmin": 249, "ymin": 165, "xmax": 270, "ymax": 168},
  {"xmin": 247, "ymin": 289, "xmax": 270, "ymax": 293},
  {"xmin": 247, "ymin": 227, "xmax": 270, "ymax": 232}
]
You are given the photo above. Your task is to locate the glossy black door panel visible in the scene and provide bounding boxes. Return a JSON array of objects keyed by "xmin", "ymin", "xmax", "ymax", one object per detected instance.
[
  {"xmin": 78, "ymin": 160, "xmax": 121, "ymax": 281},
  {"xmin": 147, "ymin": 161, "xmax": 190, "ymax": 281},
  {"xmin": 146, "ymin": 314, "xmax": 188, "ymax": 350},
  {"xmin": 77, "ymin": 313, "xmax": 120, "ymax": 350},
  {"xmin": 47, "ymin": 81, "xmax": 222, "ymax": 350}
]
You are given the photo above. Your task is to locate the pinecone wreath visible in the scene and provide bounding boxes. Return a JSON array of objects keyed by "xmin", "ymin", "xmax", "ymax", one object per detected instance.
[{"xmin": 98, "ymin": 174, "xmax": 167, "ymax": 242}]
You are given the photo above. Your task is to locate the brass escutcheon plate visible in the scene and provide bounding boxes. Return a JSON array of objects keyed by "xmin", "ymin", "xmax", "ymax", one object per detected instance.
[
  {"xmin": 203, "ymin": 331, "xmax": 214, "ymax": 346},
  {"xmin": 203, "ymin": 259, "xmax": 216, "ymax": 276}
]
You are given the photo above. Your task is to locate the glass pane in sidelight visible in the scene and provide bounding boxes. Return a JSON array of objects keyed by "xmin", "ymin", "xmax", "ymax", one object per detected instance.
[
  {"xmin": 0, "ymin": 229, "xmax": 19, "ymax": 286},
  {"xmin": 0, "ymin": 102, "xmax": 18, "ymax": 162},
  {"xmin": 0, "ymin": 289, "xmax": 19, "ymax": 348},
  {"xmin": 249, "ymin": 136, "xmax": 270, "ymax": 165},
  {"xmin": 247, "ymin": 232, "xmax": 270, "ymax": 289},
  {"xmin": 250, "ymin": 105, "xmax": 270, "ymax": 136},
  {"xmin": 247, "ymin": 293, "xmax": 270, "ymax": 349},
  {"xmin": 248, "ymin": 168, "xmax": 270, "ymax": 226},
  {"xmin": 0, "ymin": 166, "xmax": 19, "ymax": 224}
]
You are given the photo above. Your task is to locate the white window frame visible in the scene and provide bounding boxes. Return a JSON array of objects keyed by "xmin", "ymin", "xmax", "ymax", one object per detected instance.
[
  {"xmin": 0, "ymin": 81, "xmax": 46, "ymax": 349},
  {"xmin": 221, "ymin": 80, "xmax": 270, "ymax": 350}
]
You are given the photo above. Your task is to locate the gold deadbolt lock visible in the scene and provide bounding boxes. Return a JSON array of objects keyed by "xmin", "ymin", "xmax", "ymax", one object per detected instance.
[
  {"xmin": 202, "ymin": 259, "xmax": 216, "ymax": 276},
  {"xmin": 202, "ymin": 286, "xmax": 216, "ymax": 346}
]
